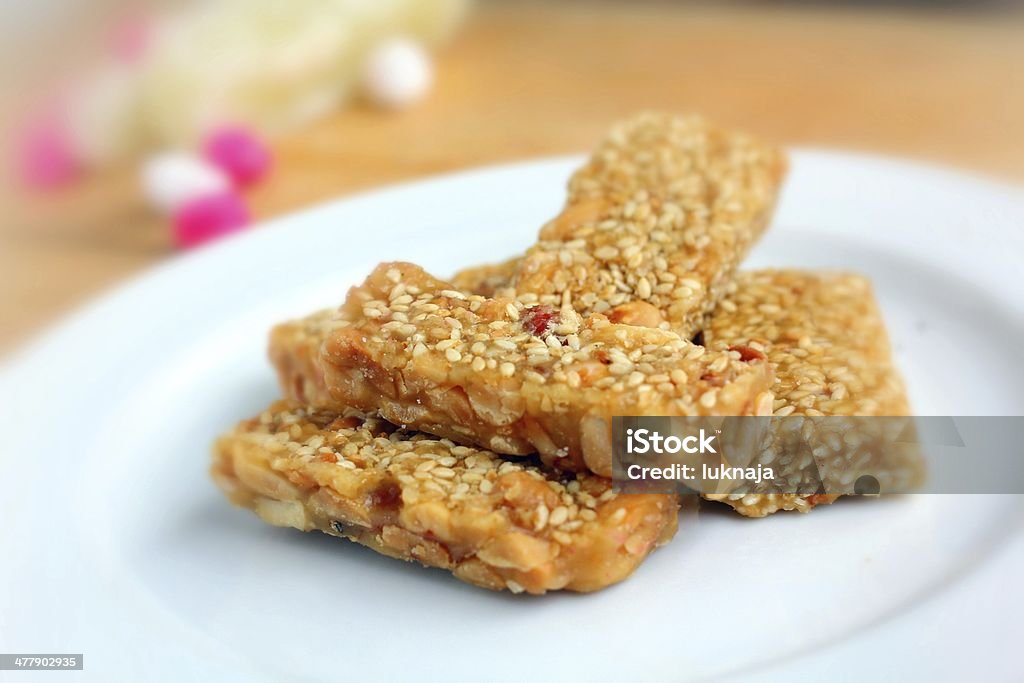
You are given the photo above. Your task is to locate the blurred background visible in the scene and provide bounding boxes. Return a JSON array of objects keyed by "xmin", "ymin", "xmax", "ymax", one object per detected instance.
[{"xmin": 1, "ymin": 0, "xmax": 1022, "ymax": 352}]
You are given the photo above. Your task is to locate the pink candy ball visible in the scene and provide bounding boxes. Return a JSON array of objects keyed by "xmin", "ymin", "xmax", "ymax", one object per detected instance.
[
  {"xmin": 173, "ymin": 192, "xmax": 250, "ymax": 249},
  {"xmin": 17, "ymin": 115, "xmax": 80, "ymax": 190},
  {"xmin": 202, "ymin": 126, "xmax": 271, "ymax": 186}
]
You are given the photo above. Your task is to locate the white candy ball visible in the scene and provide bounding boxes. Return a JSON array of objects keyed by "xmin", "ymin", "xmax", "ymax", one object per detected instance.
[
  {"xmin": 141, "ymin": 152, "xmax": 230, "ymax": 213},
  {"xmin": 362, "ymin": 38, "xmax": 433, "ymax": 109}
]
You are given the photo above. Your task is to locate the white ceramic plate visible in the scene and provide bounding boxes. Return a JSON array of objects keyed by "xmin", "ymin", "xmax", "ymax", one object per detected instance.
[{"xmin": 2, "ymin": 151, "xmax": 1023, "ymax": 682}]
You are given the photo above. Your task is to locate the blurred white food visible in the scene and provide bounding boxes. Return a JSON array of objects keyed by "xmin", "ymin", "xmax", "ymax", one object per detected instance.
[
  {"xmin": 141, "ymin": 151, "xmax": 230, "ymax": 213},
  {"xmin": 71, "ymin": 0, "xmax": 470, "ymax": 163},
  {"xmin": 361, "ymin": 37, "xmax": 433, "ymax": 109}
]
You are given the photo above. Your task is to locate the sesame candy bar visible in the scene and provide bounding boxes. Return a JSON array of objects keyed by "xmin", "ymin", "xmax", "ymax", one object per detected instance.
[
  {"xmin": 212, "ymin": 401, "xmax": 679, "ymax": 594},
  {"xmin": 706, "ymin": 271, "xmax": 910, "ymax": 417},
  {"xmin": 510, "ymin": 112, "xmax": 787, "ymax": 336},
  {"xmin": 701, "ymin": 270, "xmax": 923, "ymax": 516},
  {"xmin": 313, "ymin": 262, "xmax": 773, "ymax": 478}
]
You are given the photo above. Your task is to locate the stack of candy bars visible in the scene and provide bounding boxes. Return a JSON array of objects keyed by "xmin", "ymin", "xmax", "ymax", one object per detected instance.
[{"xmin": 212, "ymin": 113, "xmax": 921, "ymax": 594}]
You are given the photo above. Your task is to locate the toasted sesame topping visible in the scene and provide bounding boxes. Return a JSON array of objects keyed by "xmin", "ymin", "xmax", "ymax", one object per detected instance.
[
  {"xmin": 705, "ymin": 270, "xmax": 909, "ymax": 417},
  {"xmin": 214, "ymin": 401, "xmax": 679, "ymax": 594},
  {"xmin": 510, "ymin": 112, "xmax": 787, "ymax": 338},
  {"xmin": 309, "ymin": 262, "xmax": 773, "ymax": 477}
]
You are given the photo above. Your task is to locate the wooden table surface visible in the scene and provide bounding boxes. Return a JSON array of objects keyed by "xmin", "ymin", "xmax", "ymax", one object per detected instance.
[{"xmin": 4, "ymin": 1, "xmax": 1023, "ymax": 351}]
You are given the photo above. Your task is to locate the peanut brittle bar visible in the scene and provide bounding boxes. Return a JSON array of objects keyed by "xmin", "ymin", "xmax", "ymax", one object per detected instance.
[
  {"xmin": 212, "ymin": 401, "xmax": 679, "ymax": 594},
  {"xmin": 277, "ymin": 262, "xmax": 773, "ymax": 477},
  {"xmin": 510, "ymin": 112, "xmax": 787, "ymax": 336},
  {"xmin": 700, "ymin": 270, "xmax": 923, "ymax": 516}
]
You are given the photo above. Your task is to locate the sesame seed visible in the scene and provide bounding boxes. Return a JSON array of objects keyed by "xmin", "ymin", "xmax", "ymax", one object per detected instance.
[
  {"xmin": 534, "ymin": 504, "xmax": 550, "ymax": 531},
  {"xmin": 549, "ymin": 506, "xmax": 569, "ymax": 526},
  {"xmin": 608, "ymin": 362, "xmax": 632, "ymax": 376},
  {"xmin": 699, "ymin": 390, "xmax": 718, "ymax": 409},
  {"xmin": 524, "ymin": 370, "xmax": 546, "ymax": 384}
]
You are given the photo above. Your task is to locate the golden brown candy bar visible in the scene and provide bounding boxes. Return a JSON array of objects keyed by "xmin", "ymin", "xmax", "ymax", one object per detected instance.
[
  {"xmin": 324, "ymin": 262, "xmax": 774, "ymax": 476},
  {"xmin": 701, "ymin": 270, "xmax": 921, "ymax": 516},
  {"xmin": 706, "ymin": 270, "xmax": 910, "ymax": 417},
  {"xmin": 510, "ymin": 112, "xmax": 787, "ymax": 336},
  {"xmin": 276, "ymin": 262, "xmax": 774, "ymax": 477},
  {"xmin": 212, "ymin": 401, "xmax": 679, "ymax": 594}
]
